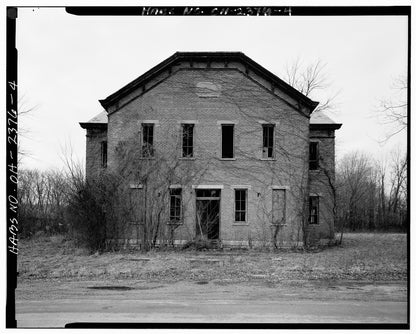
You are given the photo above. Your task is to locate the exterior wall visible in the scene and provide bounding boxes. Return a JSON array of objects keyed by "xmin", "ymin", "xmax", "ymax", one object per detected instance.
[
  {"xmin": 106, "ymin": 68, "xmax": 310, "ymax": 246},
  {"xmin": 85, "ymin": 127, "xmax": 107, "ymax": 181},
  {"xmin": 308, "ymin": 127, "xmax": 336, "ymax": 243}
]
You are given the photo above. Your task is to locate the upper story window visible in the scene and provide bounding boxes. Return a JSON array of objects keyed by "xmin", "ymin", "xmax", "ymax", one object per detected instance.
[
  {"xmin": 309, "ymin": 142, "xmax": 319, "ymax": 170},
  {"xmin": 221, "ymin": 124, "xmax": 234, "ymax": 158},
  {"xmin": 182, "ymin": 124, "xmax": 194, "ymax": 158},
  {"xmin": 101, "ymin": 141, "xmax": 107, "ymax": 168},
  {"xmin": 262, "ymin": 124, "xmax": 275, "ymax": 158},
  {"xmin": 142, "ymin": 123, "xmax": 154, "ymax": 157},
  {"xmin": 309, "ymin": 196, "xmax": 319, "ymax": 224}
]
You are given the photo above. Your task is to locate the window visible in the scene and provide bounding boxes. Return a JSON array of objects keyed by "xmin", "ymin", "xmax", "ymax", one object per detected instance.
[
  {"xmin": 221, "ymin": 124, "xmax": 234, "ymax": 158},
  {"xmin": 142, "ymin": 123, "xmax": 154, "ymax": 157},
  {"xmin": 170, "ymin": 188, "xmax": 182, "ymax": 223},
  {"xmin": 272, "ymin": 189, "xmax": 286, "ymax": 225},
  {"xmin": 101, "ymin": 141, "xmax": 107, "ymax": 168},
  {"xmin": 195, "ymin": 189, "xmax": 221, "ymax": 198},
  {"xmin": 129, "ymin": 187, "xmax": 144, "ymax": 224},
  {"xmin": 182, "ymin": 124, "xmax": 194, "ymax": 158},
  {"xmin": 309, "ymin": 196, "xmax": 319, "ymax": 224},
  {"xmin": 262, "ymin": 124, "xmax": 275, "ymax": 158},
  {"xmin": 309, "ymin": 142, "xmax": 319, "ymax": 170},
  {"xmin": 235, "ymin": 189, "xmax": 247, "ymax": 223}
]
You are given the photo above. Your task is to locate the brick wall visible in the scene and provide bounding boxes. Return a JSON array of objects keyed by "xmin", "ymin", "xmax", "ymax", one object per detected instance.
[
  {"xmin": 85, "ymin": 127, "xmax": 107, "ymax": 181},
  {"xmin": 104, "ymin": 67, "xmax": 312, "ymax": 246},
  {"xmin": 308, "ymin": 127, "xmax": 336, "ymax": 243}
]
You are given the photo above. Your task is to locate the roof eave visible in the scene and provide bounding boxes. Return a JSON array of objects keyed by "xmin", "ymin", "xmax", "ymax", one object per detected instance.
[
  {"xmin": 79, "ymin": 122, "xmax": 108, "ymax": 129},
  {"xmin": 310, "ymin": 123, "xmax": 342, "ymax": 130}
]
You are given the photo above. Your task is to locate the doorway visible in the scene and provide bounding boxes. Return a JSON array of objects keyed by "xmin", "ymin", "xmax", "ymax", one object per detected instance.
[{"xmin": 195, "ymin": 189, "xmax": 220, "ymax": 240}]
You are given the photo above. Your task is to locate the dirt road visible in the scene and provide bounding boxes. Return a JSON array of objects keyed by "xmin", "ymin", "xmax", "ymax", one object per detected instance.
[{"xmin": 16, "ymin": 279, "xmax": 407, "ymax": 327}]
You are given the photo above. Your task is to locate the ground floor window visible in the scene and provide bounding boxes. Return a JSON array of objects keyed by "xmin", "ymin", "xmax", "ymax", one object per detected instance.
[
  {"xmin": 129, "ymin": 187, "xmax": 144, "ymax": 224},
  {"xmin": 309, "ymin": 196, "xmax": 319, "ymax": 224},
  {"xmin": 272, "ymin": 189, "xmax": 286, "ymax": 225},
  {"xmin": 234, "ymin": 189, "xmax": 247, "ymax": 223},
  {"xmin": 170, "ymin": 188, "xmax": 182, "ymax": 223}
]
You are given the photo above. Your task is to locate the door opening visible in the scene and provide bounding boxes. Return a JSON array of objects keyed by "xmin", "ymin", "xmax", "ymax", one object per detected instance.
[{"xmin": 195, "ymin": 189, "xmax": 220, "ymax": 240}]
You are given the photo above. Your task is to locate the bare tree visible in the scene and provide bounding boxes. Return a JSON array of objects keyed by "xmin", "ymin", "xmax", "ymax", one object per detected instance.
[
  {"xmin": 378, "ymin": 74, "xmax": 407, "ymax": 141},
  {"xmin": 337, "ymin": 152, "xmax": 373, "ymax": 232},
  {"xmin": 17, "ymin": 94, "xmax": 39, "ymax": 165},
  {"xmin": 388, "ymin": 148, "xmax": 407, "ymax": 225},
  {"xmin": 284, "ymin": 58, "xmax": 339, "ymax": 114}
]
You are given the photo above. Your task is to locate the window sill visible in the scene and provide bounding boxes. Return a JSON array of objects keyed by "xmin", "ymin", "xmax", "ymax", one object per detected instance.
[
  {"xmin": 233, "ymin": 222, "xmax": 249, "ymax": 226},
  {"xmin": 220, "ymin": 158, "xmax": 236, "ymax": 161},
  {"xmin": 308, "ymin": 223, "xmax": 320, "ymax": 226},
  {"xmin": 179, "ymin": 157, "xmax": 196, "ymax": 160},
  {"xmin": 270, "ymin": 223, "xmax": 287, "ymax": 226},
  {"xmin": 260, "ymin": 158, "xmax": 276, "ymax": 161},
  {"xmin": 167, "ymin": 222, "xmax": 184, "ymax": 226}
]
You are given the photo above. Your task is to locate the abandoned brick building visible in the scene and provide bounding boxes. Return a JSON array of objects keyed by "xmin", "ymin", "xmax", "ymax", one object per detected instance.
[{"xmin": 80, "ymin": 52, "xmax": 341, "ymax": 247}]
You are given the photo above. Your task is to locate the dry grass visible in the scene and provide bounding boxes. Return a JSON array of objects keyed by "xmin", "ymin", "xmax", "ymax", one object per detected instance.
[{"xmin": 17, "ymin": 233, "xmax": 407, "ymax": 282}]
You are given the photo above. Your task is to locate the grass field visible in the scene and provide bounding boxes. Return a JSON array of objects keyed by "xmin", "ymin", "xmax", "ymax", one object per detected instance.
[{"xmin": 17, "ymin": 233, "xmax": 407, "ymax": 283}]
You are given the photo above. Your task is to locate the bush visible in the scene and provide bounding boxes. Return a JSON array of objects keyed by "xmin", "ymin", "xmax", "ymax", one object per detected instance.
[
  {"xmin": 181, "ymin": 237, "xmax": 218, "ymax": 251},
  {"xmin": 66, "ymin": 180, "xmax": 107, "ymax": 251}
]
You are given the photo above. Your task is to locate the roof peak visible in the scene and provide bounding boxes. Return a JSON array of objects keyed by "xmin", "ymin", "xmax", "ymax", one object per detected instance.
[{"xmin": 99, "ymin": 51, "xmax": 319, "ymax": 112}]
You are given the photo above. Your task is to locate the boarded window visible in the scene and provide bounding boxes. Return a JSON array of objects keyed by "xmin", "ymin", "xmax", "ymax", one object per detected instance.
[
  {"xmin": 272, "ymin": 189, "xmax": 286, "ymax": 225},
  {"xmin": 182, "ymin": 124, "xmax": 194, "ymax": 158},
  {"xmin": 170, "ymin": 188, "xmax": 182, "ymax": 223},
  {"xmin": 101, "ymin": 141, "xmax": 107, "ymax": 168},
  {"xmin": 130, "ymin": 188, "xmax": 144, "ymax": 224},
  {"xmin": 235, "ymin": 189, "xmax": 247, "ymax": 223},
  {"xmin": 142, "ymin": 123, "xmax": 154, "ymax": 157},
  {"xmin": 221, "ymin": 124, "xmax": 234, "ymax": 158},
  {"xmin": 309, "ymin": 196, "xmax": 319, "ymax": 224},
  {"xmin": 309, "ymin": 142, "xmax": 319, "ymax": 170},
  {"xmin": 262, "ymin": 124, "xmax": 275, "ymax": 158}
]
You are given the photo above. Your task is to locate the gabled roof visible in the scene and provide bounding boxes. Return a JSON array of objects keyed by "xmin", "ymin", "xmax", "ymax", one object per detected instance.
[
  {"xmin": 79, "ymin": 110, "xmax": 107, "ymax": 129},
  {"xmin": 99, "ymin": 51, "xmax": 319, "ymax": 112},
  {"xmin": 310, "ymin": 111, "xmax": 342, "ymax": 130}
]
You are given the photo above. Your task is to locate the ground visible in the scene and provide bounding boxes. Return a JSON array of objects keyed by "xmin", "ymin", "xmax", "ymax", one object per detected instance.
[{"xmin": 15, "ymin": 233, "xmax": 408, "ymax": 327}]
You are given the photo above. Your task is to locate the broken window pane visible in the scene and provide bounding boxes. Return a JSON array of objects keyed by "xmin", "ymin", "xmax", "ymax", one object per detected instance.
[
  {"xmin": 182, "ymin": 124, "xmax": 194, "ymax": 158},
  {"xmin": 235, "ymin": 189, "xmax": 247, "ymax": 222},
  {"xmin": 222, "ymin": 124, "xmax": 234, "ymax": 158},
  {"xmin": 262, "ymin": 124, "xmax": 275, "ymax": 158},
  {"xmin": 170, "ymin": 188, "xmax": 182, "ymax": 222},
  {"xmin": 195, "ymin": 189, "xmax": 221, "ymax": 198},
  {"xmin": 142, "ymin": 123, "xmax": 154, "ymax": 157}
]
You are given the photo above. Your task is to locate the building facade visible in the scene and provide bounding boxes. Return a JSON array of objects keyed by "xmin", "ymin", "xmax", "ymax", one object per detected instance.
[{"xmin": 80, "ymin": 52, "xmax": 341, "ymax": 248}]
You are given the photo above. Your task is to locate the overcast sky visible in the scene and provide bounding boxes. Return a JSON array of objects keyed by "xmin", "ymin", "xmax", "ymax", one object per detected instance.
[{"xmin": 16, "ymin": 7, "xmax": 408, "ymax": 171}]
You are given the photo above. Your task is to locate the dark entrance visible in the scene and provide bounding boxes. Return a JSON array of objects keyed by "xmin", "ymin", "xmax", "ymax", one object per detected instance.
[{"xmin": 195, "ymin": 189, "xmax": 220, "ymax": 240}]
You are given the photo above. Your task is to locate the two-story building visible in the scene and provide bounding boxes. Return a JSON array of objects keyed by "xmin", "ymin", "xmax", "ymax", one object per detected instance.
[{"xmin": 80, "ymin": 52, "xmax": 341, "ymax": 248}]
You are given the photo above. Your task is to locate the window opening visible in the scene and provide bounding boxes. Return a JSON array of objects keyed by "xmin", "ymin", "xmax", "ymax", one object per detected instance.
[{"xmin": 221, "ymin": 124, "xmax": 234, "ymax": 158}]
